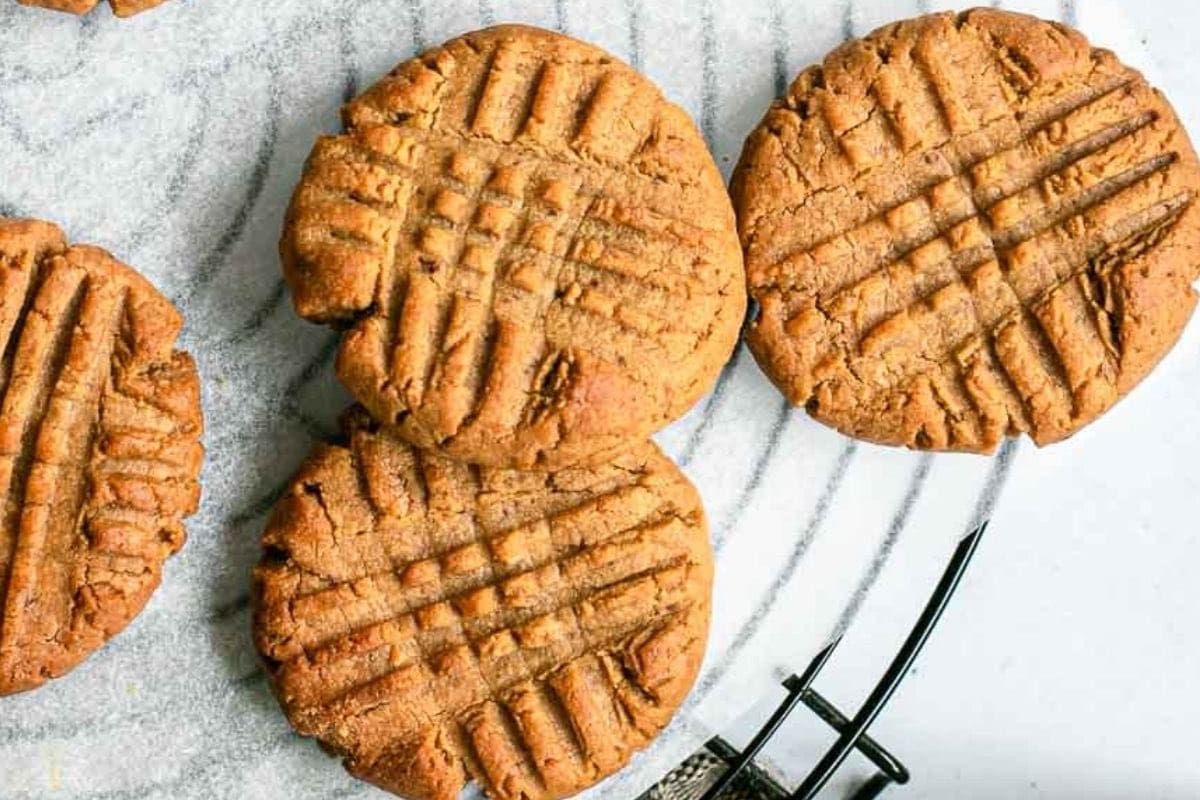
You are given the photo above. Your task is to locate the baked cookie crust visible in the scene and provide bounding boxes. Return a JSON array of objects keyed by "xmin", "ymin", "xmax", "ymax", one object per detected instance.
[
  {"xmin": 18, "ymin": 0, "xmax": 170, "ymax": 18},
  {"xmin": 254, "ymin": 409, "xmax": 711, "ymax": 800},
  {"xmin": 282, "ymin": 25, "xmax": 745, "ymax": 469},
  {"xmin": 0, "ymin": 218, "xmax": 203, "ymax": 695},
  {"xmin": 733, "ymin": 8, "xmax": 1200, "ymax": 452}
]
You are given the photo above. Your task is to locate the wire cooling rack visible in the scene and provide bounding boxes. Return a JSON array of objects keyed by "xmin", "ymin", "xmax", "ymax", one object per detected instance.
[
  {"xmin": 641, "ymin": 523, "xmax": 989, "ymax": 800},
  {"xmin": 6, "ymin": 1, "xmax": 1124, "ymax": 797}
]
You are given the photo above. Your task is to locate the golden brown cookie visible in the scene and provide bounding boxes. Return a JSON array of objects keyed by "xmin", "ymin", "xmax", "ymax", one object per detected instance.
[
  {"xmin": 0, "ymin": 219, "xmax": 203, "ymax": 695},
  {"xmin": 281, "ymin": 25, "xmax": 745, "ymax": 470},
  {"xmin": 733, "ymin": 8, "xmax": 1200, "ymax": 452},
  {"xmin": 253, "ymin": 409, "xmax": 711, "ymax": 800},
  {"xmin": 17, "ymin": 0, "xmax": 169, "ymax": 17}
]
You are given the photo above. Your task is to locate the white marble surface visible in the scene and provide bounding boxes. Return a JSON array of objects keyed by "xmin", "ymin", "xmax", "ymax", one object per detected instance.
[{"xmin": 0, "ymin": 0, "xmax": 1196, "ymax": 798}]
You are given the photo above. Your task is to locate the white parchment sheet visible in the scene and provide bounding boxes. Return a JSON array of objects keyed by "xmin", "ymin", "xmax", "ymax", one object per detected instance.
[{"xmin": 1, "ymin": 1, "xmax": 1191, "ymax": 798}]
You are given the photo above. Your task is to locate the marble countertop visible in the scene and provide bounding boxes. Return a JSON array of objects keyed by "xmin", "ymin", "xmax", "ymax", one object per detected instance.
[{"xmin": 0, "ymin": 0, "xmax": 1197, "ymax": 798}]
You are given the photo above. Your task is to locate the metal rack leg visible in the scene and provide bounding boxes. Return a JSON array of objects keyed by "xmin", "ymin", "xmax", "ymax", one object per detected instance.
[
  {"xmin": 795, "ymin": 688, "xmax": 908, "ymax": 785},
  {"xmin": 699, "ymin": 640, "xmax": 841, "ymax": 800},
  {"xmin": 789, "ymin": 523, "xmax": 987, "ymax": 799},
  {"xmin": 689, "ymin": 522, "xmax": 988, "ymax": 800},
  {"xmin": 848, "ymin": 773, "xmax": 894, "ymax": 800}
]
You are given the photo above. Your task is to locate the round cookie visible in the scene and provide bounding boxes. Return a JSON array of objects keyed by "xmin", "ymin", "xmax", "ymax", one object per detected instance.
[
  {"xmin": 253, "ymin": 409, "xmax": 711, "ymax": 800},
  {"xmin": 281, "ymin": 24, "xmax": 745, "ymax": 469},
  {"xmin": 17, "ymin": 0, "xmax": 169, "ymax": 16},
  {"xmin": 0, "ymin": 219, "xmax": 202, "ymax": 695},
  {"xmin": 733, "ymin": 9, "xmax": 1200, "ymax": 452}
]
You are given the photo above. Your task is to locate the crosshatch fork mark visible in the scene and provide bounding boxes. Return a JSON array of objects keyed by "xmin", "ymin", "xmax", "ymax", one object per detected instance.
[
  {"xmin": 736, "ymin": 8, "xmax": 1200, "ymax": 453},
  {"xmin": 282, "ymin": 24, "xmax": 744, "ymax": 469},
  {"xmin": 254, "ymin": 422, "xmax": 711, "ymax": 800}
]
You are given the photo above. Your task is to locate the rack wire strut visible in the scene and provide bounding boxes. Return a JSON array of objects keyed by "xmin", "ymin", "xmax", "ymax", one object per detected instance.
[{"xmin": 643, "ymin": 522, "xmax": 989, "ymax": 800}]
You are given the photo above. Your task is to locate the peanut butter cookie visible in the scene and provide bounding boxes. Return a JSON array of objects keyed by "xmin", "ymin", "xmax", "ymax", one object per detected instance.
[
  {"xmin": 0, "ymin": 218, "xmax": 203, "ymax": 695},
  {"xmin": 282, "ymin": 25, "xmax": 745, "ymax": 469},
  {"xmin": 18, "ymin": 0, "xmax": 169, "ymax": 17},
  {"xmin": 254, "ymin": 408, "xmax": 711, "ymax": 800},
  {"xmin": 733, "ymin": 9, "xmax": 1200, "ymax": 451}
]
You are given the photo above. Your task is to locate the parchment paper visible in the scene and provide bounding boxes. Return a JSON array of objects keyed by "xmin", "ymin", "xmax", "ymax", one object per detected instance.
[{"xmin": 0, "ymin": 1, "xmax": 1169, "ymax": 798}]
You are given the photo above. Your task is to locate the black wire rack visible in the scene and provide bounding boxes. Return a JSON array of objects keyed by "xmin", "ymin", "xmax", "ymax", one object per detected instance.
[{"xmin": 640, "ymin": 522, "xmax": 989, "ymax": 800}]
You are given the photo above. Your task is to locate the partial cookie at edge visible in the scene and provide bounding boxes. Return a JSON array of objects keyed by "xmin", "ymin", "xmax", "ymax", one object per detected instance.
[
  {"xmin": 17, "ymin": 0, "xmax": 170, "ymax": 17},
  {"xmin": 0, "ymin": 218, "xmax": 203, "ymax": 695}
]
